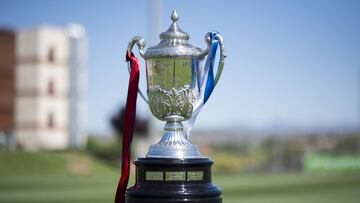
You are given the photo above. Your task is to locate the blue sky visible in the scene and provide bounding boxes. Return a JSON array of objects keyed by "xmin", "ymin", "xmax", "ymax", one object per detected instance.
[{"xmin": 1, "ymin": 0, "xmax": 359, "ymax": 134}]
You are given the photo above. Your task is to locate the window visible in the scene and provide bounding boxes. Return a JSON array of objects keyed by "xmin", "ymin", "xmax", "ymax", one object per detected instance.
[
  {"xmin": 47, "ymin": 80, "xmax": 55, "ymax": 95},
  {"xmin": 47, "ymin": 113, "xmax": 54, "ymax": 128},
  {"xmin": 48, "ymin": 47, "xmax": 55, "ymax": 63}
]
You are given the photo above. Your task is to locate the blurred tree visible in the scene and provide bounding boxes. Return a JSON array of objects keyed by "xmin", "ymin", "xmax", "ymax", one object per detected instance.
[{"xmin": 110, "ymin": 106, "xmax": 149, "ymax": 139}]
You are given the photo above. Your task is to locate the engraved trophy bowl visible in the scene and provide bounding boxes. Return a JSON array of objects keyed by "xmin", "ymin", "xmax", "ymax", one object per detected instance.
[{"xmin": 127, "ymin": 10, "xmax": 225, "ymax": 159}]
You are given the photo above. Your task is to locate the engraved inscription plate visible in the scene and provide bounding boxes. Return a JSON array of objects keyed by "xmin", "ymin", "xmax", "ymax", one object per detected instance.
[
  {"xmin": 146, "ymin": 171, "xmax": 164, "ymax": 181},
  {"xmin": 165, "ymin": 171, "xmax": 186, "ymax": 181},
  {"xmin": 187, "ymin": 171, "xmax": 204, "ymax": 181}
]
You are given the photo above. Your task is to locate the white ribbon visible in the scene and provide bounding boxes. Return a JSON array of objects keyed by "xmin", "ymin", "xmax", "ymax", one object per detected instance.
[{"xmin": 184, "ymin": 32, "xmax": 220, "ymax": 139}]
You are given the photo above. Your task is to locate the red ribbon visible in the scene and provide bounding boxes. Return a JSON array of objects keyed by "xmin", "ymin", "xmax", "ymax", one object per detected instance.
[{"xmin": 115, "ymin": 51, "xmax": 140, "ymax": 203}]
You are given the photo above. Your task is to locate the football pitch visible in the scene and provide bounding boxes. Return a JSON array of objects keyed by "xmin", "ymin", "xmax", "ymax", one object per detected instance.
[{"xmin": 1, "ymin": 151, "xmax": 360, "ymax": 203}]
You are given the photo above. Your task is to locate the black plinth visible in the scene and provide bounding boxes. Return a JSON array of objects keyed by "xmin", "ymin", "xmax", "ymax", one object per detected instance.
[{"xmin": 126, "ymin": 157, "xmax": 222, "ymax": 203}]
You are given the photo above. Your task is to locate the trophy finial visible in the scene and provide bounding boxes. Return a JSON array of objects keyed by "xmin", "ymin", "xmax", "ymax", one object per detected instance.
[
  {"xmin": 156, "ymin": 10, "xmax": 189, "ymax": 44},
  {"xmin": 171, "ymin": 10, "xmax": 178, "ymax": 22}
]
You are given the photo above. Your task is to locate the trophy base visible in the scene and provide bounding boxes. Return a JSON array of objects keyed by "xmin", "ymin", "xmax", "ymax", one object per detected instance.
[{"xmin": 126, "ymin": 157, "xmax": 222, "ymax": 203}]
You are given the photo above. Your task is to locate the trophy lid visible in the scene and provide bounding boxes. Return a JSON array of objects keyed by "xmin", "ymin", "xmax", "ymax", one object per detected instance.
[{"xmin": 144, "ymin": 10, "xmax": 203, "ymax": 58}]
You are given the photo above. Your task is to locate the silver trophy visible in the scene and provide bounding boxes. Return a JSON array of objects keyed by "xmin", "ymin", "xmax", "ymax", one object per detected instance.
[{"xmin": 127, "ymin": 10, "xmax": 225, "ymax": 159}]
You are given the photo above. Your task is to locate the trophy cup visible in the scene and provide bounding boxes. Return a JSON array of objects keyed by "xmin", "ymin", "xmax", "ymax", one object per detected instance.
[{"xmin": 123, "ymin": 10, "xmax": 225, "ymax": 203}]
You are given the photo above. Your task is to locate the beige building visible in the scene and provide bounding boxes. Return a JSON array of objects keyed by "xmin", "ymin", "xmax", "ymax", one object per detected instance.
[
  {"xmin": 0, "ymin": 25, "xmax": 87, "ymax": 151},
  {"xmin": 15, "ymin": 26, "xmax": 70, "ymax": 150}
]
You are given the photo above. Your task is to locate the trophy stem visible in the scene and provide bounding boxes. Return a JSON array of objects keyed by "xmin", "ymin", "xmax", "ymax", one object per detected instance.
[
  {"xmin": 146, "ymin": 121, "xmax": 202, "ymax": 159},
  {"xmin": 158, "ymin": 121, "xmax": 190, "ymax": 145}
]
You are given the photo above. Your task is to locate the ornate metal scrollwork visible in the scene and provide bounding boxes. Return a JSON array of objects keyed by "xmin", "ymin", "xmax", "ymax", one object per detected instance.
[{"xmin": 148, "ymin": 85, "xmax": 195, "ymax": 121}]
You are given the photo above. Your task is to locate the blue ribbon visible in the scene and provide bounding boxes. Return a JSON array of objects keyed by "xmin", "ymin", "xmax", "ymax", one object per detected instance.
[
  {"xmin": 191, "ymin": 58, "xmax": 197, "ymax": 89},
  {"xmin": 184, "ymin": 31, "xmax": 221, "ymax": 138},
  {"xmin": 203, "ymin": 31, "xmax": 219, "ymax": 104}
]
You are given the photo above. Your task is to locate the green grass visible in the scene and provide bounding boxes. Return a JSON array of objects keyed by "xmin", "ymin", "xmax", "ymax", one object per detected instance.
[
  {"xmin": 0, "ymin": 151, "xmax": 119, "ymax": 203},
  {"xmin": 216, "ymin": 174, "xmax": 360, "ymax": 203},
  {"xmin": 1, "ymin": 151, "xmax": 360, "ymax": 203}
]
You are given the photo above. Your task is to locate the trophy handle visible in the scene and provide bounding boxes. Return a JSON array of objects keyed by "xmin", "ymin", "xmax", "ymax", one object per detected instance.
[
  {"xmin": 213, "ymin": 34, "xmax": 225, "ymax": 87},
  {"xmin": 127, "ymin": 36, "xmax": 148, "ymax": 103},
  {"xmin": 200, "ymin": 33, "xmax": 226, "ymax": 87},
  {"xmin": 184, "ymin": 33, "xmax": 225, "ymax": 139}
]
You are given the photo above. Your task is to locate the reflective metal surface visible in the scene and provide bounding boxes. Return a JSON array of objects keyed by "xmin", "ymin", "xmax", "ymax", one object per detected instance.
[
  {"xmin": 144, "ymin": 10, "xmax": 203, "ymax": 58},
  {"xmin": 146, "ymin": 121, "xmax": 201, "ymax": 158},
  {"xmin": 148, "ymin": 85, "xmax": 195, "ymax": 121},
  {"xmin": 126, "ymin": 10, "xmax": 225, "ymax": 159}
]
